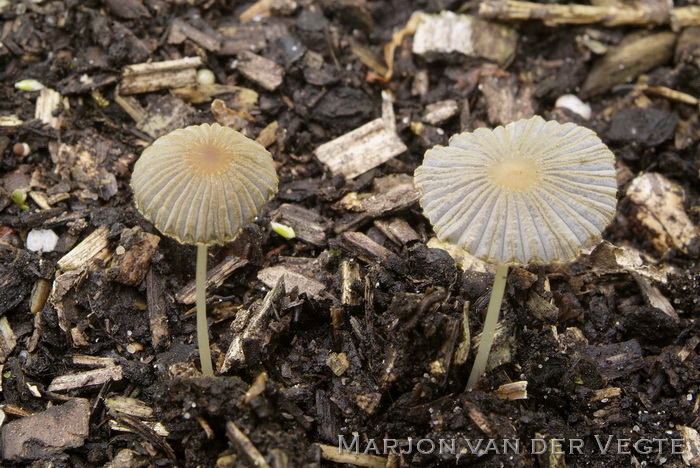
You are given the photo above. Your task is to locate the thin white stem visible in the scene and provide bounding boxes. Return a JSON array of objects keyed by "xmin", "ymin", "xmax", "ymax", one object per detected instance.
[
  {"xmin": 196, "ymin": 244, "xmax": 214, "ymax": 376},
  {"xmin": 467, "ymin": 262, "xmax": 509, "ymax": 388}
]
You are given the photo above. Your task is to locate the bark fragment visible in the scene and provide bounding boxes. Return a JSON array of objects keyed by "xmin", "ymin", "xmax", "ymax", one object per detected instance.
[{"xmin": 1, "ymin": 398, "xmax": 90, "ymax": 461}]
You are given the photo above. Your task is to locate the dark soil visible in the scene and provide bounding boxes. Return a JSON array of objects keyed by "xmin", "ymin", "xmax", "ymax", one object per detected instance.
[{"xmin": 0, "ymin": 1, "xmax": 699, "ymax": 467}]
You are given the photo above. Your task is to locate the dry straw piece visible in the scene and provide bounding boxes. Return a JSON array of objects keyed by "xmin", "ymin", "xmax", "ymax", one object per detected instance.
[
  {"xmin": 415, "ymin": 115, "xmax": 617, "ymax": 265},
  {"xmin": 131, "ymin": 123, "xmax": 278, "ymax": 245}
]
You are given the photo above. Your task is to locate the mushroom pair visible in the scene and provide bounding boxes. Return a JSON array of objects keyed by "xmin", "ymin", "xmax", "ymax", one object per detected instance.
[
  {"xmin": 131, "ymin": 123, "xmax": 278, "ymax": 375},
  {"xmin": 414, "ymin": 116, "xmax": 618, "ymax": 388},
  {"xmin": 130, "ymin": 116, "xmax": 616, "ymax": 384}
]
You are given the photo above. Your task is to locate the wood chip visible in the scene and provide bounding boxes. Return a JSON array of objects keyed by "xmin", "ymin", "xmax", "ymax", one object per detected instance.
[
  {"xmin": 0, "ymin": 316, "xmax": 16, "ymax": 364},
  {"xmin": 114, "ymin": 94, "xmax": 147, "ymax": 123},
  {"xmin": 315, "ymin": 91, "xmax": 407, "ymax": 179},
  {"xmin": 35, "ymin": 88, "xmax": 63, "ymax": 129},
  {"xmin": 217, "ymin": 23, "xmax": 267, "ymax": 55},
  {"xmin": 626, "ymin": 172, "xmax": 700, "ymax": 256},
  {"xmin": 341, "ymin": 232, "xmax": 395, "ymax": 263},
  {"xmin": 257, "ymin": 265, "xmax": 325, "ymax": 298},
  {"xmin": 49, "ymin": 268, "xmax": 87, "ymax": 333},
  {"xmin": 680, "ymin": 425, "xmax": 700, "ymax": 466},
  {"xmin": 222, "ymin": 277, "xmax": 285, "ymax": 372},
  {"xmin": 493, "ymin": 380, "xmax": 528, "ymax": 400},
  {"xmin": 317, "ymin": 443, "xmax": 386, "ymax": 468},
  {"xmin": 582, "ymin": 340, "xmax": 644, "ymax": 380},
  {"xmin": 361, "ymin": 182, "xmax": 420, "ymax": 218},
  {"xmin": 136, "ymin": 94, "xmax": 196, "ymax": 139},
  {"xmin": 340, "ymin": 260, "xmax": 361, "ymax": 306},
  {"xmin": 168, "ymin": 19, "xmax": 221, "ymax": 52},
  {"xmin": 422, "ymin": 99, "xmax": 459, "ymax": 125},
  {"xmin": 176, "ymin": 256, "xmax": 249, "ymax": 305},
  {"xmin": 103, "ymin": 0, "xmax": 150, "ymax": 19},
  {"xmin": 587, "ymin": 241, "xmax": 668, "ymax": 283},
  {"xmin": 427, "ymin": 238, "xmax": 492, "ymax": 273},
  {"xmin": 480, "ymin": 74, "xmax": 535, "ymax": 126},
  {"xmin": 630, "ymin": 271, "xmax": 679, "ymax": 321},
  {"xmin": 526, "ymin": 292, "xmax": 559, "ymax": 322},
  {"xmin": 0, "ymin": 399, "xmax": 90, "ymax": 461},
  {"xmin": 412, "ymin": 11, "xmax": 517, "ymax": 66},
  {"xmin": 48, "ymin": 365, "xmax": 123, "ymax": 392},
  {"xmin": 105, "ymin": 226, "xmax": 160, "ymax": 286},
  {"xmin": 238, "ymin": 0, "xmax": 297, "ymax": 23},
  {"xmin": 105, "ymin": 396, "xmax": 155, "ymax": 420},
  {"xmin": 0, "ymin": 115, "xmax": 23, "ymax": 127},
  {"xmin": 146, "ymin": 269, "xmax": 170, "ymax": 350},
  {"xmin": 480, "ymin": 0, "xmax": 700, "ymax": 30},
  {"xmin": 104, "ymin": 449, "xmax": 148, "ymax": 468},
  {"xmin": 72, "ymin": 354, "xmax": 117, "ymax": 368},
  {"xmin": 454, "ymin": 301, "xmax": 471, "ymax": 365},
  {"xmin": 119, "ymin": 56, "xmax": 202, "ymax": 95},
  {"xmin": 234, "ymin": 51, "xmax": 284, "ymax": 91},
  {"xmin": 589, "ymin": 386, "xmax": 621, "ymax": 402},
  {"xmin": 226, "ymin": 420, "xmax": 271, "ymax": 467},
  {"xmin": 57, "ymin": 225, "xmax": 111, "ymax": 272},
  {"xmin": 466, "ymin": 404, "xmax": 495, "ymax": 437},
  {"xmin": 255, "ymin": 120, "xmax": 280, "ymax": 148}
]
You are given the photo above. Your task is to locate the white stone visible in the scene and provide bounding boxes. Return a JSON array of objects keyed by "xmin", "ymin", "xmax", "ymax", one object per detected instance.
[
  {"xmin": 196, "ymin": 69, "xmax": 215, "ymax": 86},
  {"xmin": 26, "ymin": 229, "xmax": 59, "ymax": 253},
  {"xmin": 555, "ymin": 94, "xmax": 592, "ymax": 120}
]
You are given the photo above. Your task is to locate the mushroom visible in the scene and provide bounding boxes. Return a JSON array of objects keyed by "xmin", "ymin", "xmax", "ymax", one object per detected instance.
[
  {"xmin": 414, "ymin": 116, "xmax": 617, "ymax": 388},
  {"xmin": 131, "ymin": 123, "xmax": 278, "ymax": 375}
]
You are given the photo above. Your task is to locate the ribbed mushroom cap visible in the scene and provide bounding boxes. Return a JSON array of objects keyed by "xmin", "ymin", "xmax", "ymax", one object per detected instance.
[
  {"xmin": 414, "ymin": 116, "xmax": 617, "ymax": 264},
  {"xmin": 131, "ymin": 123, "xmax": 278, "ymax": 245}
]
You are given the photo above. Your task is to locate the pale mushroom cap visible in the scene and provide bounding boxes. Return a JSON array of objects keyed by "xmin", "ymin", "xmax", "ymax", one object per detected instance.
[
  {"xmin": 414, "ymin": 116, "xmax": 618, "ymax": 264},
  {"xmin": 131, "ymin": 123, "xmax": 278, "ymax": 245}
]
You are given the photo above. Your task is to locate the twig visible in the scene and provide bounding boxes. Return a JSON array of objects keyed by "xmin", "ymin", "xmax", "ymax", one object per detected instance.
[
  {"xmin": 479, "ymin": 0, "xmax": 700, "ymax": 30},
  {"xmin": 226, "ymin": 421, "xmax": 271, "ymax": 468}
]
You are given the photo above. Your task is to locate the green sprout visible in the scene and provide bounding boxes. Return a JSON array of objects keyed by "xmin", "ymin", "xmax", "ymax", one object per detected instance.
[
  {"xmin": 415, "ymin": 116, "xmax": 618, "ymax": 388},
  {"xmin": 10, "ymin": 189, "xmax": 29, "ymax": 211},
  {"xmin": 270, "ymin": 221, "xmax": 295, "ymax": 239}
]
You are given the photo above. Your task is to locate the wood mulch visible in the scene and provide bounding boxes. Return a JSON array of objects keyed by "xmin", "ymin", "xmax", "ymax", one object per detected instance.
[{"xmin": 0, "ymin": 0, "xmax": 699, "ymax": 467}]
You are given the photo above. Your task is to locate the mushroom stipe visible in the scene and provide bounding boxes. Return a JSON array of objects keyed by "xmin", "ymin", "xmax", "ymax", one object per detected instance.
[
  {"xmin": 415, "ymin": 116, "xmax": 617, "ymax": 388},
  {"xmin": 131, "ymin": 123, "xmax": 278, "ymax": 376}
]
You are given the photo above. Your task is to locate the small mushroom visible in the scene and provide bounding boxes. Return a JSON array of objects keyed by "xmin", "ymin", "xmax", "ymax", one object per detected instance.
[
  {"xmin": 131, "ymin": 123, "xmax": 278, "ymax": 375},
  {"xmin": 414, "ymin": 115, "xmax": 617, "ymax": 388}
]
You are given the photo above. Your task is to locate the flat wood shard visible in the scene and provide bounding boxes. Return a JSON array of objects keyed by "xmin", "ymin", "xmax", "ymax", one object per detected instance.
[
  {"xmin": 35, "ymin": 88, "xmax": 64, "ymax": 129},
  {"xmin": 176, "ymin": 256, "xmax": 249, "ymax": 305},
  {"xmin": 48, "ymin": 365, "xmax": 124, "ymax": 392},
  {"xmin": 314, "ymin": 91, "xmax": 407, "ymax": 179},
  {"xmin": 235, "ymin": 51, "xmax": 284, "ymax": 91},
  {"xmin": 119, "ymin": 57, "xmax": 202, "ymax": 95},
  {"xmin": 57, "ymin": 225, "xmax": 111, "ymax": 272},
  {"xmin": 412, "ymin": 11, "xmax": 517, "ymax": 66},
  {"xmin": 221, "ymin": 278, "xmax": 285, "ymax": 372}
]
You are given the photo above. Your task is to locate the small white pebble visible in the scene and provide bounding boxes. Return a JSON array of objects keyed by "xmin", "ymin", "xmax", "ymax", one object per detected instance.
[
  {"xmin": 555, "ymin": 94, "xmax": 592, "ymax": 120},
  {"xmin": 196, "ymin": 69, "xmax": 216, "ymax": 86},
  {"xmin": 26, "ymin": 229, "xmax": 59, "ymax": 253},
  {"xmin": 115, "ymin": 245, "xmax": 126, "ymax": 255}
]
